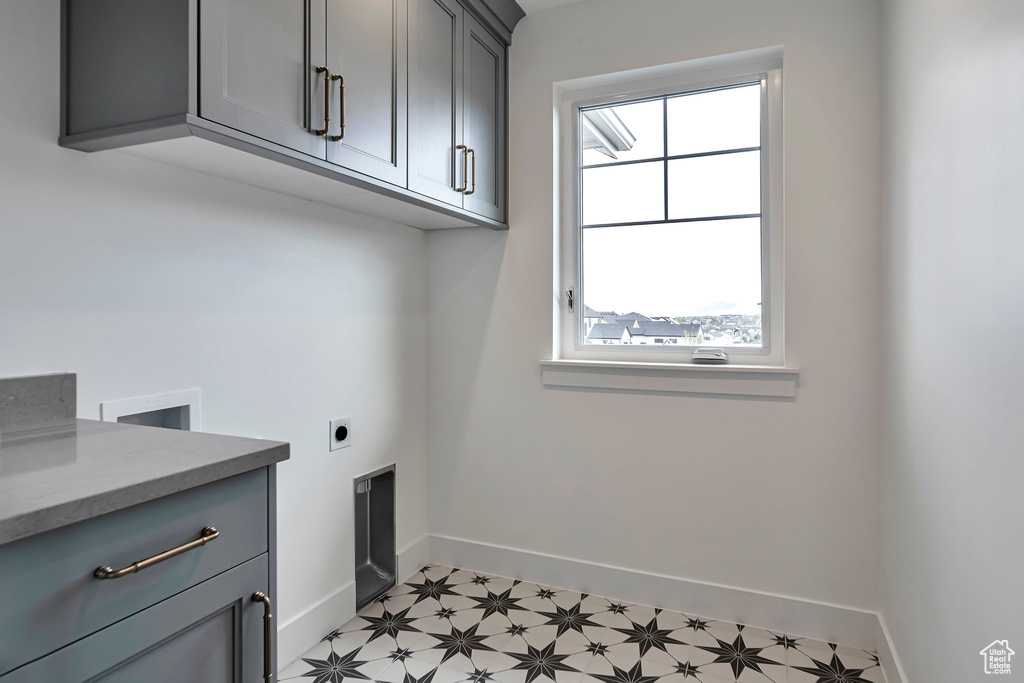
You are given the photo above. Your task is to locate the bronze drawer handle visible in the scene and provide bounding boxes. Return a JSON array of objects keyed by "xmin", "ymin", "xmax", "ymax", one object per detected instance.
[
  {"xmin": 329, "ymin": 73, "xmax": 345, "ymax": 142},
  {"xmin": 252, "ymin": 591, "xmax": 273, "ymax": 683},
  {"xmin": 93, "ymin": 526, "xmax": 220, "ymax": 580},
  {"xmin": 455, "ymin": 145, "xmax": 468, "ymax": 192},
  {"xmin": 314, "ymin": 66, "xmax": 330, "ymax": 136},
  {"xmin": 465, "ymin": 148, "xmax": 476, "ymax": 196}
]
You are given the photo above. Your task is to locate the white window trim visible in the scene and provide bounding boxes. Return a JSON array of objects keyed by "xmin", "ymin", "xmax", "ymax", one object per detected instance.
[
  {"xmin": 540, "ymin": 359, "xmax": 799, "ymax": 398},
  {"xmin": 553, "ymin": 48, "xmax": 787, "ymax": 374}
]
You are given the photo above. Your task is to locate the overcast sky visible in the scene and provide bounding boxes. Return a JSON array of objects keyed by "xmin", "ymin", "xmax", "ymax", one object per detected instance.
[{"xmin": 581, "ymin": 85, "xmax": 763, "ymax": 318}]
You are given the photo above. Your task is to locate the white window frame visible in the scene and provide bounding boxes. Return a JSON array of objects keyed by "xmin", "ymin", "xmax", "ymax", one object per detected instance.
[{"xmin": 555, "ymin": 50, "xmax": 785, "ymax": 367}]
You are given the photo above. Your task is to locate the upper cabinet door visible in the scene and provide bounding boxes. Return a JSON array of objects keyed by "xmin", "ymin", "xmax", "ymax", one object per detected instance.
[
  {"xmin": 462, "ymin": 15, "xmax": 506, "ymax": 222},
  {"xmin": 408, "ymin": 0, "xmax": 465, "ymax": 206},
  {"xmin": 199, "ymin": 0, "xmax": 326, "ymax": 159},
  {"xmin": 325, "ymin": 0, "xmax": 408, "ymax": 186}
]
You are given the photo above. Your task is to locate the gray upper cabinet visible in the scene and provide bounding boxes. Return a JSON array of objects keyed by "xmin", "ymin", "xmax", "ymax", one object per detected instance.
[
  {"xmin": 325, "ymin": 0, "xmax": 408, "ymax": 186},
  {"xmin": 200, "ymin": 0, "xmax": 326, "ymax": 160},
  {"xmin": 462, "ymin": 13, "xmax": 506, "ymax": 221},
  {"xmin": 409, "ymin": 0, "xmax": 507, "ymax": 222},
  {"xmin": 408, "ymin": 0, "xmax": 466, "ymax": 207},
  {"xmin": 60, "ymin": 0, "xmax": 524, "ymax": 229}
]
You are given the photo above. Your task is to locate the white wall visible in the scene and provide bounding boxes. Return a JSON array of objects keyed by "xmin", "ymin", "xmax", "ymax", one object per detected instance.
[
  {"xmin": 427, "ymin": 0, "xmax": 884, "ymax": 613},
  {"xmin": 0, "ymin": 0, "xmax": 429, "ymax": 647},
  {"xmin": 881, "ymin": 0, "xmax": 1024, "ymax": 679}
]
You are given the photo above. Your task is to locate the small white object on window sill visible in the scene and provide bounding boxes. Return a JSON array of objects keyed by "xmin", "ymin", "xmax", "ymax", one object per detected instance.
[{"xmin": 692, "ymin": 348, "xmax": 728, "ymax": 364}]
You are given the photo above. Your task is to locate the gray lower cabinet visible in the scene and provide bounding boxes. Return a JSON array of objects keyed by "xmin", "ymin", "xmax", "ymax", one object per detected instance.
[
  {"xmin": 0, "ymin": 467, "xmax": 278, "ymax": 682},
  {"xmin": 409, "ymin": 0, "xmax": 507, "ymax": 222},
  {"xmin": 325, "ymin": 0, "xmax": 408, "ymax": 186},
  {"xmin": 0, "ymin": 555, "xmax": 270, "ymax": 683}
]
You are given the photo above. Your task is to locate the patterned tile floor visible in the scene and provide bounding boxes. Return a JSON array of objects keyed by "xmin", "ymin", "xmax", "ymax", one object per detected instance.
[{"xmin": 280, "ymin": 565, "xmax": 884, "ymax": 683}]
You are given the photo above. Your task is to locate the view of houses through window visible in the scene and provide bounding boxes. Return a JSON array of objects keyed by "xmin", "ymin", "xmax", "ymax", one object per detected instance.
[{"xmin": 579, "ymin": 82, "xmax": 764, "ymax": 347}]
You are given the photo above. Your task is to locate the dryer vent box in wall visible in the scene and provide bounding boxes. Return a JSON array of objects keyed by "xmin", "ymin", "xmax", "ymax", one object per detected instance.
[
  {"xmin": 100, "ymin": 389, "xmax": 201, "ymax": 431},
  {"xmin": 354, "ymin": 465, "xmax": 397, "ymax": 610}
]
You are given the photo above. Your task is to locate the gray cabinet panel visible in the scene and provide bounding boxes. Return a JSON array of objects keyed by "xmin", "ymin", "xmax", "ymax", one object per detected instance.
[
  {"xmin": 65, "ymin": 0, "xmax": 189, "ymax": 135},
  {"xmin": 326, "ymin": 0, "xmax": 408, "ymax": 186},
  {"xmin": 93, "ymin": 607, "xmax": 235, "ymax": 682},
  {"xmin": 462, "ymin": 14, "xmax": 506, "ymax": 221},
  {"xmin": 0, "ymin": 555, "xmax": 270, "ymax": 683},
  {"xmin": 200, "ymin": 0, "xmax": 325, "ymax": 159},
  {"xmin": 408, "ymin": 0, "xmax": 465, "ymax": 206},
  {"xmin": 0, "ymin": 468, "xmax": 267, "ymax": 675}
]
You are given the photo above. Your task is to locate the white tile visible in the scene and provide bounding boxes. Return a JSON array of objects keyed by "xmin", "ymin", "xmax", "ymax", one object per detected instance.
[
  {"xmin": 438, "ymin": 594, "xmax": 483, "ymax": 612},
  {"xmin": 585, "ymin": 652, "xmax": 678, "ymax": 679},
  {"xmin": 645, "ymin": 609, "xmax": 690, "ymax": 633},
  {"xmin": 518, "ymin": 625, "xmax": 592, "ymax": 650},
  {"xmin": 505, "ymin": 609, "xmax": 553, "ymax": 629},
  {"xmin": 655, "ymin": 667, "xmax": 735, "ymax": 683},
  {"xmin": 834, "ymin": 643, "xmax": 878, "ymax": 661},
  {"xmin": 407, "ymin": 642, "xmax": 503, "ymax": 675},
  {"xmin": 700, "ymin": 658, "xmax": 788, "ymax": 683},
  {"xmin": 587, "ymin": 608, "xmax": 635, "ymax": 630},
  {"xmin": 375, "ymin": 592, "xmax": 422, "ymax": 613},
  {"xmin": 323, "ymin": 625, "xmax": 378, "ymax": 651},
  {"xmin": 791, "ymin": 636, "xmax": 834, "ymax": 654},
  {"xmin": 573, "ymin": 626, "xmax": 631, "ymax": 647},
  {"xmin": 377, "ymin": 659, "xmax": 473, "ymax": 683},
  {"xmin": 490, "ymin": 667, "xmax": 584, "ymax": 683},
  {"xmin": 505, "ymin": 581, "xmax": 543, "ymax": 599},
  {"xmin": 612, "ymin": 604, "xmax": 659, "ymax": 627}
]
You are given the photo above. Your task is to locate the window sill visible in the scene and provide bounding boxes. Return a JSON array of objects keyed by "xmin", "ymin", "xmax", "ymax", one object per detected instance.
[{"xmin": 540, "ymin": 359, "xmax": 799, "ymax": 398}]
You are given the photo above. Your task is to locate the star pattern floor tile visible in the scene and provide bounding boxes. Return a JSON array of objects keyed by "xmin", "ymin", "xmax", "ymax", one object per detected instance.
[{"xmin": 279, "ymin": 566, "xmax": 885, "ymax": 683}]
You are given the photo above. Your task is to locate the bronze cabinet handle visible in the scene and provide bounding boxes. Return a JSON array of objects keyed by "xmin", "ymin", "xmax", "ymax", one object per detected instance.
[
  {"xmin": 252, "ymin": 591, "xmax": 273, "ymax": 683},
  {"xmin": 329, "ymin": 74, "xmax": 345, "ymax": 142},
  {"xmin": 314, "ymin": 66, "xmax": 330, "ymax": 136},
  {"xmin": 465, "ymin": 148, "xmax": 476, "ymax": 196},
  {"xmin": 93, "ymin": 526, "xmax": 220, "ymax": 580},
  {"xmin": 455, "ymin": 145, "xmax": 468, "ymax": 192}
]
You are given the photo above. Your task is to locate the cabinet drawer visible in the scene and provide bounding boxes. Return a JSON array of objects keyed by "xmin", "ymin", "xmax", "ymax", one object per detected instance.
[
  {"xmin": 0, "ymin": 468, "xmax": 268, "ymax": 675},
  {"xmin": 0, "ymin": 554, "xmax": 270, "ymax": 683}
]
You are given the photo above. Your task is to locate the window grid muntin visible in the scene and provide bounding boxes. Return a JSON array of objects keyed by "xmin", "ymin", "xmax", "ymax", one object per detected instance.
[{"xmin": 580, "ymin": 80, "xmax": 762, "ymax": 229}]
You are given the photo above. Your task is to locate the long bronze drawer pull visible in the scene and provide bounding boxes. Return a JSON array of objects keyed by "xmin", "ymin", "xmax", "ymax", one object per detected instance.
[
  {"xmin": 455, "ymin": 144, "xmax": 468, "ymax": 192},
  {"xmin": 329, "ymin": 73, "xmax": 345, "ymax": 142},
  {"xmin": 93, "ymin": 526, "xmax": 220, "ymax": 580},
  {"xmin": 252, "ymin": 591, "xmax": 273, "ymax": 683},
  {"xmin": 314, "ymin": 66, "xmax": 330, "ymax": 136},
  {"xmin": 465, "ymin": 148, "xmax": 477, "ymax": 196}
]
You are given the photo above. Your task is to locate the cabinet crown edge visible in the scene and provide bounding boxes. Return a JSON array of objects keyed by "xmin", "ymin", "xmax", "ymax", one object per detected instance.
[{"xmin": 465, "ymin": 0, "xmax": 526, "ymax": 45}]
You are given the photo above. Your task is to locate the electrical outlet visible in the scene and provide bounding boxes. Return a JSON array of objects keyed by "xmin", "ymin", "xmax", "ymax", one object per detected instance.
[{"xmin": 329, "ymin": 417, "xmax": 351, "ymax": 451}]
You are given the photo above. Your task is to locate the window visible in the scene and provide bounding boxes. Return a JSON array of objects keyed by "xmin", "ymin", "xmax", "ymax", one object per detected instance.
[{"xmin": 558, "ymin": 55, "xmax": 784, "ymax": 366}]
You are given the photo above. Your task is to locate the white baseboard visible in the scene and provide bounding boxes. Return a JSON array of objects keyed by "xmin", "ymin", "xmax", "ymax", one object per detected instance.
[
  {"xmin": 429, "ymin": 534, "xmax": 880, "ymax": 652},
  {"xmin": 398, "ymin": 533, "xmax": 431, "ymax": 584},
  {"xmin": 277, "ymin": 533, "xmax": 431, "ymax": 673},
  {"xmin": 277, "ymin": 579, "xmax": 356, "ymax": 672},
  {"xmin": 875, "ymin": 613, "xmax": 908, "ymax": 683}
]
